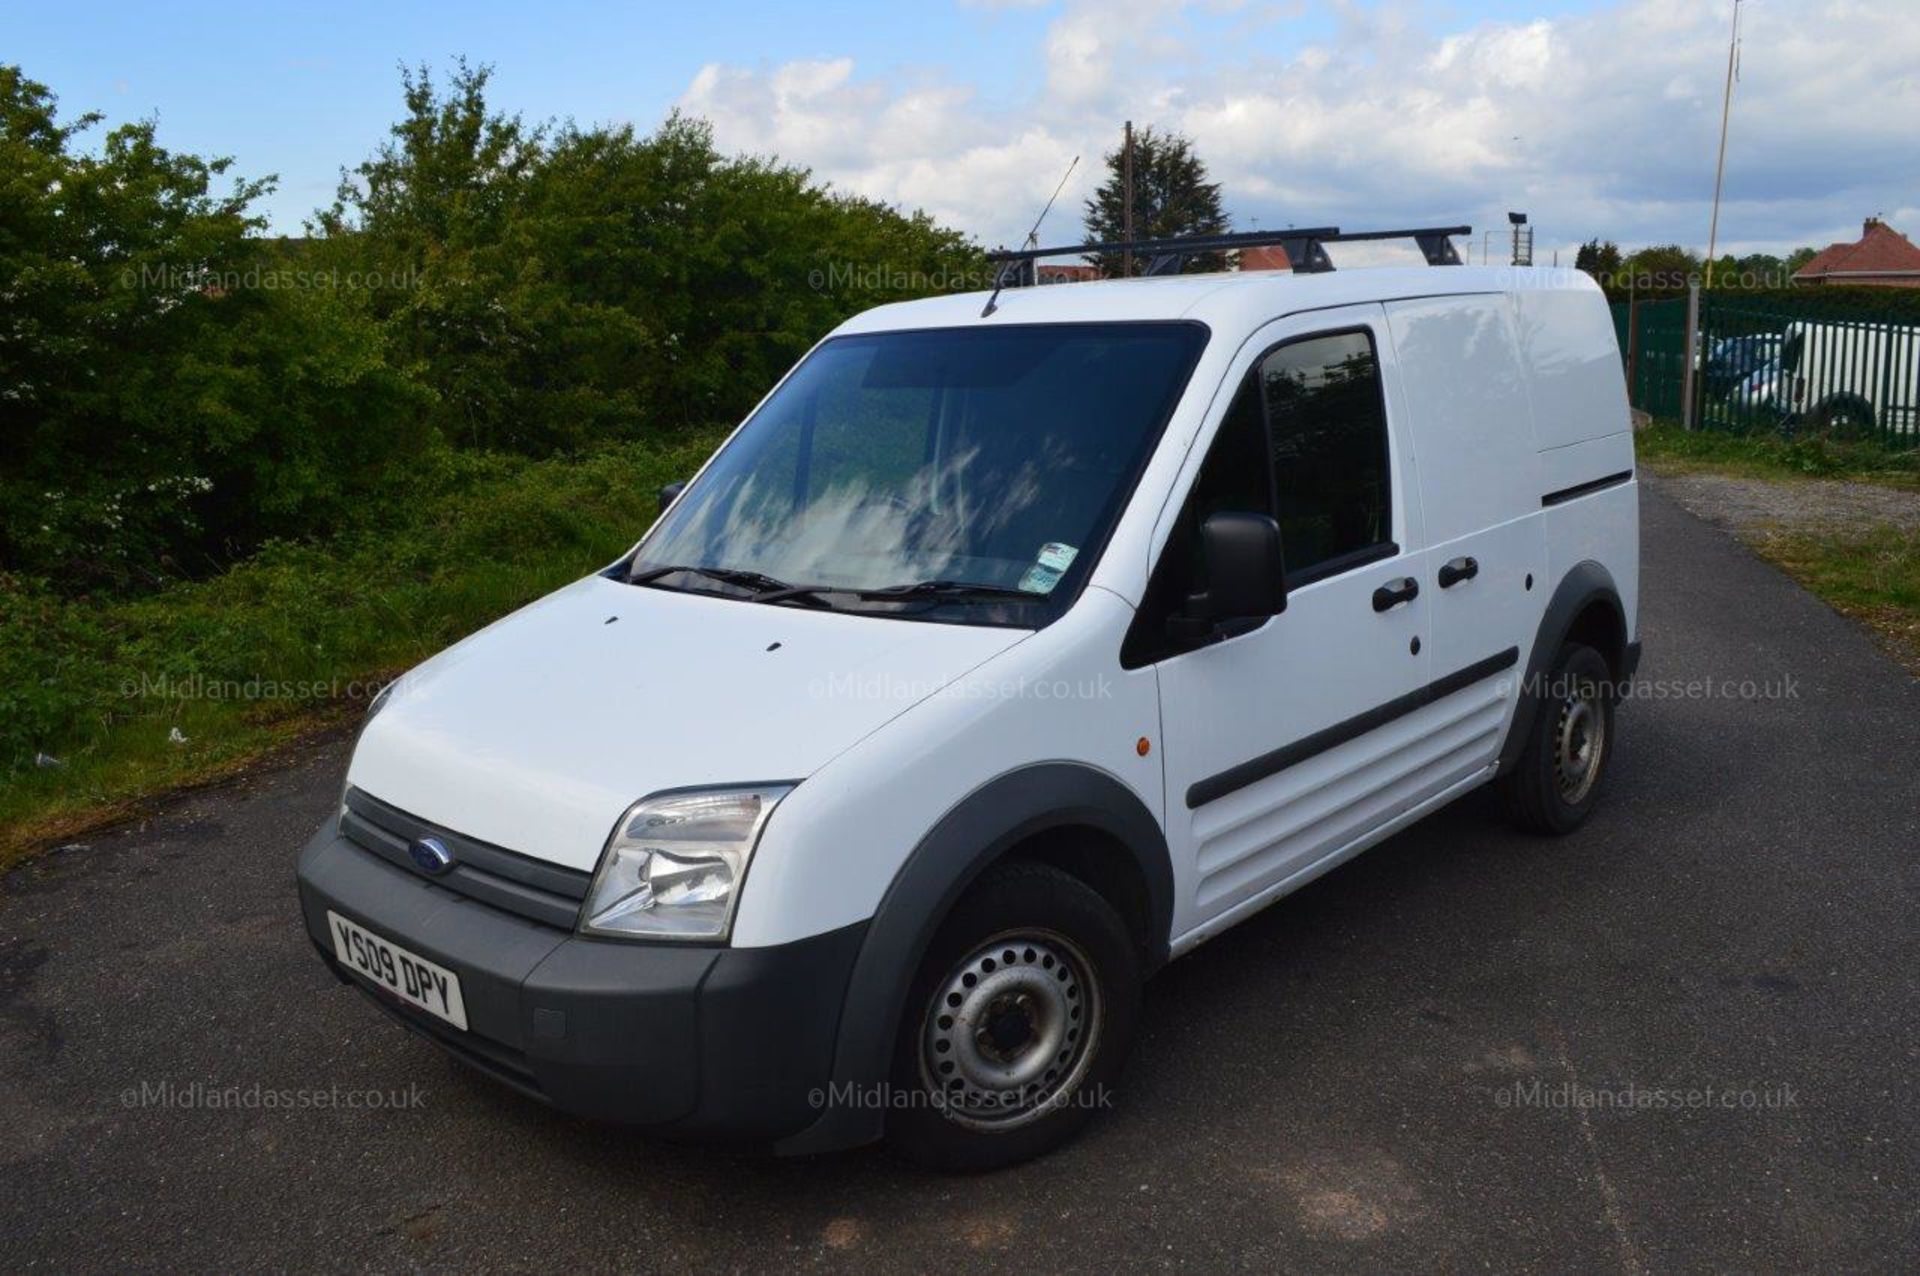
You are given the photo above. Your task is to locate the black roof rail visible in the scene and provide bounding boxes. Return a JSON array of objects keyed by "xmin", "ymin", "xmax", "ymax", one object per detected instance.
[{"xmin": 983, "ymin": 224, "xmax": 1472, "ymax": 287}]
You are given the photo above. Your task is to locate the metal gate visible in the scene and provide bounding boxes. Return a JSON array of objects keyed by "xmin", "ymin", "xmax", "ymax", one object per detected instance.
[{"xmin": 1612, "ymin": 298, "xmax": 1689, "ymax": 420}]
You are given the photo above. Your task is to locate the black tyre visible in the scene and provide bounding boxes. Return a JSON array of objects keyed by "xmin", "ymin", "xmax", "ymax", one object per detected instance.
[
  {"xmin": 1501, "ymin": 642, "xmax": 1616, "ymax": 836},
  {"xmin": 885, "ymin": 860, "xmax": 1140, "ymax": 1172}
]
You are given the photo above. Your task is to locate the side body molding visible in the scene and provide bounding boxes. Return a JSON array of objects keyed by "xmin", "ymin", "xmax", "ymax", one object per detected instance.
[
  {"xmin": 775, "ymin": 762, "xmax": 1172, "ymax": 1155},
  {"xmin": 1497, "ymin": 559, "xmax": 1628, "ymax": 777}
]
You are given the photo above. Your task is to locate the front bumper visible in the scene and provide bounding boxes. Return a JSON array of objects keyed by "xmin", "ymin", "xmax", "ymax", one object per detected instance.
[{"xmin": 296, "ymin": 821, "xmax": 865, "ymax": 1143}]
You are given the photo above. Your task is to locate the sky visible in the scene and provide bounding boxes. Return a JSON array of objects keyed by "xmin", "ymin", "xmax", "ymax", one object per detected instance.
[{"xmin": 8, "ymin": 0, "xmax": 1916, "ymax": 263}]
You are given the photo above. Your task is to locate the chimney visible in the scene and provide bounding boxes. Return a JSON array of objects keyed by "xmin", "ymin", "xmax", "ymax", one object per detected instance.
[{"xmin": 1865, "ymin": 216, "xmax": 1882, "ymax": 237}]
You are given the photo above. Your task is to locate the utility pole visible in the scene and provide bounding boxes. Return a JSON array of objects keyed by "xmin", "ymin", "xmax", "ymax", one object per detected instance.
[
  {"xmin": 1705, "ymin": 0, "xmax": 1744, "ymax": 291},
  {"xmin": 1122, "ymin": 120, "xmax": 1135, "ymax": 278}
]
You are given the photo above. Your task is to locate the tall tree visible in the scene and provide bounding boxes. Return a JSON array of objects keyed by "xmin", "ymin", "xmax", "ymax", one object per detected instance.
[
  {"xmin": 318, "ymin": 67, "xmax": 983, "ymax": 449},
  {"xmin": 1082, "ymin": 126, "xmax": 1229, "ymax": 275},
  {"xmin": 1618, "ymin": 244, "xmax": 1702, "ymax": 291},
  {"xmin": 0, "ymin": 64, "xmax": 425, "ymax": 588},
  {"xmin": 1574, "ymin": 239, "xmax": 1623, "ymax": 281}
]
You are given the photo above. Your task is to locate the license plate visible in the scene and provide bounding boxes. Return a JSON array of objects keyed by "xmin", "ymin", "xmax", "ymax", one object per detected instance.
[{"xmin": 327, "ymin": 910, "xmax": 468, "ymax": 1030}]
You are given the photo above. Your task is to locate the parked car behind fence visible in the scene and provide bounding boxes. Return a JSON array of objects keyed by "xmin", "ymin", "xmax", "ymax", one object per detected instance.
[{"xmin": 1613, "ymin": 291, "xmax": 1920, "ymax": 449}]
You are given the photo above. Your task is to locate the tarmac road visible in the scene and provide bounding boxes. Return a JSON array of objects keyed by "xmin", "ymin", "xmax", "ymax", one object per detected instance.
[{"xmin": 2, "ymin": 482, "xmax": 1915, "ymax": 1272}]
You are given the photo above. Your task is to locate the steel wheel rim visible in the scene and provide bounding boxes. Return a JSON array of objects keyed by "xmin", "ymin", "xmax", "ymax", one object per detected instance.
[
  {"xmin": 919, "ymin": 928, "xmax": 1102, "ymax": 1131},
  {"xmin": 1554, "ymin": 684, "xmax": 1607, "ymax": 804}
]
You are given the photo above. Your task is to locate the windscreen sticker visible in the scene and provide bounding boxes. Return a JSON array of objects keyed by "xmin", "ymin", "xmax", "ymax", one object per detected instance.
[{"xmin": 1018, "ymin": 542, "xmax": 1079, "ymax": 594}]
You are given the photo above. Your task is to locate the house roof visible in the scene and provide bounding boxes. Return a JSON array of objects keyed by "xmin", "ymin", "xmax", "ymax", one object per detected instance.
[
  {"xmin": 1237, "ymin": 245, "xmax": 1293, "ymax": 272},
  {"xmin": 1793, "ymin": 219, "xmax": 1920, "ymax": 281}
]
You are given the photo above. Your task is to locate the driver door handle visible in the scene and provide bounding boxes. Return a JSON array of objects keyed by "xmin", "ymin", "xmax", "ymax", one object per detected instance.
[
  {"xmin": 1372, "ymin": 577, "xmax": 1420, "ymax": 613},
  {"xmin": 1438, "ymin": 556, "xmax": 1480, "ymax": 588}
]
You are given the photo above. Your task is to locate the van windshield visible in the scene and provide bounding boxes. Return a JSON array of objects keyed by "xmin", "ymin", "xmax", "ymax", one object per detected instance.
[{"xmin": 635, "ymin": 322, "xmax": 1208, "ymax": 618}]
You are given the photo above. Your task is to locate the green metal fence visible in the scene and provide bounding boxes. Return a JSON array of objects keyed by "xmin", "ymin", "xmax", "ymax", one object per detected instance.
[
  {"xmin": 1696, "ymin": 294, "xmax": 1920, "ymax": 447},
  {"xmin": 1612, "ymin": 292, "xmax": 1920, "ymax": 450}
]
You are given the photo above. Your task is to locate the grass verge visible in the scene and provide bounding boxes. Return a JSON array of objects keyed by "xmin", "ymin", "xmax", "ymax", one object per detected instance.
[
  {"xmin": 1757, "ymin": 523, "xmax": 1920, "ymax": 677},
  {"xmin": 1635, "ymin": 423, "xmax": 1920, "ymax": 490},
  {"xmin": 0, "ymin": 431, "xmax": 724, "ymax": 871}
]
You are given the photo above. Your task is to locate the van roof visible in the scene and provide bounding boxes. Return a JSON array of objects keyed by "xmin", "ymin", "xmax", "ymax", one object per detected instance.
[{"xmin": 832, "ymin": 264, "xmax": 1604, "ymax": 339}]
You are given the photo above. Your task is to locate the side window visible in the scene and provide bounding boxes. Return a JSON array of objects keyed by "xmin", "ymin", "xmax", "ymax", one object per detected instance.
[
  {"xmin": 1258, "ymin": 331, "xmax": 1392, "ymax": 581},
  {"xmin": 1120, "ymin": 376, "xmax": 1273, "ymax": 666},
  {"xmin": 1183, "ymin": 375, "xmax": 1273, "ymax": 532}
]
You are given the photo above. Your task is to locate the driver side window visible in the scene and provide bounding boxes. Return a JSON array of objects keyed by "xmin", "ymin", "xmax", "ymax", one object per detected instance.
[
  {"xmin": 1120, "ymin": 374, "xmax": 1273, "ymax": 666},
  {"xmin": 1120, "ymin": 326, "xmax": 1395, "ymax": 667}
]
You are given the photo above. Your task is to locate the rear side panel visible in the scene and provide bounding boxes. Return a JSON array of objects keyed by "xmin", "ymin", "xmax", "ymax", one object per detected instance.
[{"xmin": 1511, "ymin": 284, "xmax": 1640, "ymax": 643}]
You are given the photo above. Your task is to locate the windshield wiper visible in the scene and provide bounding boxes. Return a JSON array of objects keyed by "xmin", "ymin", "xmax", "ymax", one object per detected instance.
[
  {"xmin": 856, "ymin": 579, "xmax": 1042, "ymax": 603},
  {"xmin": 629, "ymin": 564, "xmax": 830, "ymax": 607}
]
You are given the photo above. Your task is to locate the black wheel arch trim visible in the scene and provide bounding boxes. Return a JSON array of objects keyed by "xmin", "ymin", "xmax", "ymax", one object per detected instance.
[
  {"xmin": 1496, "ymin": 560, "xmax": 1631, "ymax": 777},
  {"xmin": 773, "ymin": 762, "xmax": 1172, "ymax": 1155}
]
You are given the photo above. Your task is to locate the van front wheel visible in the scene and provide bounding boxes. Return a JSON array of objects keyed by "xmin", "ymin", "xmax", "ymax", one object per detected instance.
[
  {"xmin": 885, "ymin": 861, "xmax": 1140, "ymax": 1171},
  {"xmin": 1501, "ymin": 641, "xmax": 1615, "ymax": 835}
]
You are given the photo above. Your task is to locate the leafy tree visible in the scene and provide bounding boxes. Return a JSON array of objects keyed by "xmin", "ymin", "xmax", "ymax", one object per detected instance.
[
  {"xmin": 2, "ymin": 58, "xmax": 984, "ymax": 587},
  {"xmin": 1617, "ymin": 244, "xmax": 1702, "ymax": 292},
  {"xmin": 1082, "ymin": 126, "xmax": 1229, "ymax": 275},
  {"xmin": 0, "ymin": 65, "xmax": 428, "ymax": 588},
  {"xmin": 1574, "ymin": 239, "xmax": 1623, "ymax": 281},
  {"xmin": 320, "ymin": 69, "xmax": 983, "ymax": 449}
]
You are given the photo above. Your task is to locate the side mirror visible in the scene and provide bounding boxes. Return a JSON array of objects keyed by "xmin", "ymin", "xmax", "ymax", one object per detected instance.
[
  {"xmin": 658, "ymin": 480, "xmax": 687, "ymax": 514},
  {"xmin": 1179, "ymin": 511, "xmax": 1286, "ymax": 635}
]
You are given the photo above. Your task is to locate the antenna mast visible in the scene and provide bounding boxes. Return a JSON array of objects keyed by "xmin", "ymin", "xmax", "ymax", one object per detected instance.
[{"xmin": 981, "ymin": 155, "xmax": 1079, "ymax": 318}]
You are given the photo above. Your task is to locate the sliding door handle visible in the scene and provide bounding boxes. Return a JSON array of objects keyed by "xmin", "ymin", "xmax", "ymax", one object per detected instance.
[
  {"xmin": 1372, "ymin": 577, "xmax": 1420, "ymax": 612},
  {"xmin": 1438, "ymin": 556, "xmax": 1480, "ymax": 588}
]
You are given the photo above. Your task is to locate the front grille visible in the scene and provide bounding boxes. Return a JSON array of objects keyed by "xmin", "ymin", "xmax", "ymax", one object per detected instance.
[{"xmin": 340, "ymin": 787, "xmax": 592, "ymax": 930}]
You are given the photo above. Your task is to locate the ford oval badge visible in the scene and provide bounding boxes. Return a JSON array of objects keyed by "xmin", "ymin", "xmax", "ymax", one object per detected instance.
[{"xmin": 408, "ymin": 836, "xmax": 455, "ymax": 875}]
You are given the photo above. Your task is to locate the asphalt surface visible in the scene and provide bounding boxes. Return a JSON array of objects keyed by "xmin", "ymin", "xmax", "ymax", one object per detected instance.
[{"xmin": 3, "ymin": 482, "xmax": 1916, "ymax": 1272}]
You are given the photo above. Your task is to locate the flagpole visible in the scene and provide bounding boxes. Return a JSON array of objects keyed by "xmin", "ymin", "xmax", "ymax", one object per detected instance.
[{"xmin": 1704, "ymin": 0, "xmax": 1744, "ymax": 290}]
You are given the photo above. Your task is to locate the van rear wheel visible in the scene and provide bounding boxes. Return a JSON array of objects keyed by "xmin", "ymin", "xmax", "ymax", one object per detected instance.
[
  {"xmin": 885, "ymin": 861, "xmax": 1139, "ymax": 1171},
  {"xmin": 1501, "ymin": 642, "xmax": 1615, "ymax": 835}
]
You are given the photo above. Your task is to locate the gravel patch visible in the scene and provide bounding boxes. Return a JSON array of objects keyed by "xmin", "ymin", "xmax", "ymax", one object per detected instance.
[{"xmin": 1646, "ymin": 471, "xmax": 1920, "ymax": 537}]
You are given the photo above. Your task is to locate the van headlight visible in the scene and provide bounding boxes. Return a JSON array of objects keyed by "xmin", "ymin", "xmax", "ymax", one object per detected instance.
[{"xmin": 579, "ymin": 785, "xmax": 793, "ymax": 941}]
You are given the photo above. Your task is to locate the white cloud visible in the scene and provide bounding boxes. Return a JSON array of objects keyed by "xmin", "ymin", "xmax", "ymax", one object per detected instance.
[{"xmin": 676, "ymin": 0, "xmax": 1920, "ymax": 259}]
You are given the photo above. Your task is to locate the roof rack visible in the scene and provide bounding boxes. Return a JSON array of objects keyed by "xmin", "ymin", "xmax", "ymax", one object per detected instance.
[{"xmin": 983, "ymin": 224, "xmax": 1472, "ymax": 287}]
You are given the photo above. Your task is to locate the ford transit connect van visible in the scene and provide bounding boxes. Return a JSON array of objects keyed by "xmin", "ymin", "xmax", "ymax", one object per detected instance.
[{"xmin": 298, "ymin": 234, "xmax": 1640, "ymax": 1169}]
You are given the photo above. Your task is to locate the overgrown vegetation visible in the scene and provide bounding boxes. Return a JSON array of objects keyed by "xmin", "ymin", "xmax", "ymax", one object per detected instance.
[
  {"xmin": 1, "ymin": 57, "xmax": 984, "ymax": 854},
  {"xmin": 2, "ymin": 61, "xmax": 982, "ymax": 592},
  {"xmin": 1636, "ymin": 423, "xmax": 1920, "ymax": 489},
  {"xmin": 0, "ymin": 433, "xmax": 722, "ymax": 863}
]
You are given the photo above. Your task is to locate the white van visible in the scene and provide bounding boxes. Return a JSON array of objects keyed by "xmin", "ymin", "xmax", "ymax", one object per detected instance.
[
  {"xmin": 1730, "ymin": 317, "xmax": 1920, "ymax": 442},
  {"xmin": 298, "ymin": 237, "xmax": 1640, "ymax": 1169}
]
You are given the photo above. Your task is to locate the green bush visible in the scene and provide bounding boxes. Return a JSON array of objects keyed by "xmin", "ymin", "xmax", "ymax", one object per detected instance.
[
  {"xmin": 0, "ymin": 432, "xmax": 722, "ymax": 841},
  {"xmin": 3, "ymin": 59, "xmax": 985, "ymax": 593},
  {"xmin": 0, "ymin": 68, "xmax": 436, "ymax": 590}
]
